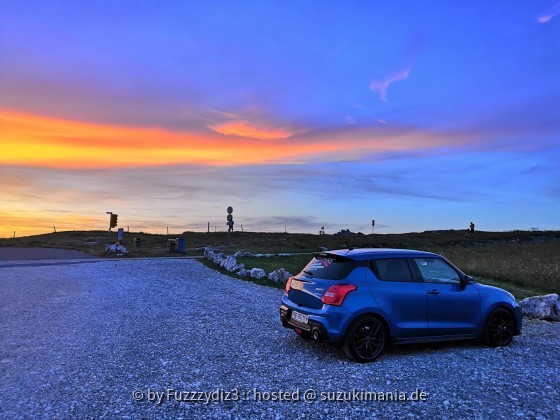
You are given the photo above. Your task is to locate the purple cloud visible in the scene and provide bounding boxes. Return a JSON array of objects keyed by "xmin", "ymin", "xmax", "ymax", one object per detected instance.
[
  {"xmin": 538, "ymin": 2, "xmax": 560, "ymax": 23},
  {"xmin": 370, "ymin": 69, "xmax": 411, "ymax": 101}
]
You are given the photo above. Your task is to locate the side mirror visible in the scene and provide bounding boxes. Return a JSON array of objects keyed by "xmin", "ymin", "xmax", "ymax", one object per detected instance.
[{"xmin": 459, "ymin": 274, "xmax": 473, "ymax": 288}]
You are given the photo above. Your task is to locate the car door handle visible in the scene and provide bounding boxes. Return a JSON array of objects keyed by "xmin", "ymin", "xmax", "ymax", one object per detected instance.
[{"xmin": 427, "ymin": 289, "xmax": 441, "ymax": 295}]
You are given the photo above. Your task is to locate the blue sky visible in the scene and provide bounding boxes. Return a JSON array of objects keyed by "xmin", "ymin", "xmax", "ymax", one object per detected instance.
[{"xmin": 1, "ymin": 1, "xmax": 559, "ymax": 235}]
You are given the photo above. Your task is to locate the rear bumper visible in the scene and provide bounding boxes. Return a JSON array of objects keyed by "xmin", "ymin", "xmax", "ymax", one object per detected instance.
[
  {"xmin": 279, "ymin": 294, "xmax": 352, "ymax": 342},
  {"xmin": 280, "ymin": 304, "xmax": 329, "ymax": 340}
]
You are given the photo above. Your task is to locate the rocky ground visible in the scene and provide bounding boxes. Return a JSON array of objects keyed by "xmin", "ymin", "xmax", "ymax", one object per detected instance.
[{"xmin": 1, "ymin": 258, "xmax": 559, "ymax": 419}]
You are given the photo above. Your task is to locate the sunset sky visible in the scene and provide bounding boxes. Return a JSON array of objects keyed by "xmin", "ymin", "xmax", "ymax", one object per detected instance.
[{"xmin": 1, "ymin": 1, "xmax": 559, "ymax": 236}]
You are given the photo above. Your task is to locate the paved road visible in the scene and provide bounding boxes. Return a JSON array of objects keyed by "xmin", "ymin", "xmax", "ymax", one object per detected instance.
[
  {"xmin": 0, "ymin": 247, "xmax": 97, "ymax": 261},
  {"xmin": 0, "ymin": 259, "xmax": 559, "ymax": 418}
]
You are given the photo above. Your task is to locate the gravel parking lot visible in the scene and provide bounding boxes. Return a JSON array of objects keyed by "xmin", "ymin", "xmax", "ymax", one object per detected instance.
[{"xmin": 1, "ymin": 258, "xmax": 559, "ymax": 418}]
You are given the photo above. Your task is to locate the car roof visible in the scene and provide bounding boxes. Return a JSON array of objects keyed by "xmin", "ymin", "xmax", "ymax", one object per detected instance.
[{"xmin": 321, "ymin": 248, "xmax": 440, "ymax": 261}]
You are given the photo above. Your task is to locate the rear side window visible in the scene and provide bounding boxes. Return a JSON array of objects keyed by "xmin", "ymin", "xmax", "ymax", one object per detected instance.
[
  {"xmin": 370, "ymin": 258, "xmax": 413, "ymax": 282},
  {"xmin": 299, "ymin": 254, "xmax": 356, "ymax": 280},
  {"xmin": 413, "ymin": 258, "xmax": 460, "ymax": 284}
]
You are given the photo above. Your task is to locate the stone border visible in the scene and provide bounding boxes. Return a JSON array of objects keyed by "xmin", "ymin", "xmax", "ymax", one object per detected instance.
[{"xmin": 203, "ymin": 248, "xmax": 292, "ymax": 285}]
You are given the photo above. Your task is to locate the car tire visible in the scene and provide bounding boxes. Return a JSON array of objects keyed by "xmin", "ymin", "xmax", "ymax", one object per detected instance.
[
  {"xmin": 483, "ymin": 307, "xmax": 515, "ymax": 347},
  {"xmin": 343, "ymin": 315, "xmax": 386, "ymax": 363}
]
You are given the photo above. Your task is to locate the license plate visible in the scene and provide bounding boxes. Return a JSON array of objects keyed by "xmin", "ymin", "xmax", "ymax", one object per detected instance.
[{"xmin": 291, "ymin": 310, "xmax": 308, "ymax": 325}]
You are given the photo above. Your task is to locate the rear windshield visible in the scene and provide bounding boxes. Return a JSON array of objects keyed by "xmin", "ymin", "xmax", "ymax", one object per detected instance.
[{"xmin": 299, "ymin": 254, "xmax": 357, "ymax": 280}]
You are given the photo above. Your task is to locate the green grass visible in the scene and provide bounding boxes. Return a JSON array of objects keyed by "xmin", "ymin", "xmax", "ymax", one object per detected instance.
[
  {"xmin": 471, "ymin": 276, "xmax": 547, "ymax": 300},
  {"xmin": 236, "ymin": 254, "xmax": 312, "ymax": 276},
  {"xmin": 439, "ymin": 242, "xmax": 560, "ymax": 294}
]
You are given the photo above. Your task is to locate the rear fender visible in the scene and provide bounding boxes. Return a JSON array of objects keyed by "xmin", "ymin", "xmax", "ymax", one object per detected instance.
[{"xmin": 341, "ymin": 308, "xmax": 393, "ymax": 339}]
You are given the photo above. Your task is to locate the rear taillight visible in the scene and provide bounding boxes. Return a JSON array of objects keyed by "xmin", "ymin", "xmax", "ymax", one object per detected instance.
[
  {"xmin": 322, "ymin": 284, "xmax": 357, "ymax": 306},
  {"xmin": 284, "ymin": 276, "xmax": 293, "ymax": 294}
]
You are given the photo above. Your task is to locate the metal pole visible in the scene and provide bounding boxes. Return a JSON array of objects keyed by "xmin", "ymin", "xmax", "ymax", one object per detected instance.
[{"xmin": 106, "ymin": 212, "xmax": 112, "ymax": 244}]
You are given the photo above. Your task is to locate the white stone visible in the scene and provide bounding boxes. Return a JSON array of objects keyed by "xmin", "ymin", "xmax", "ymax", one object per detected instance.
[
  {"xmin": 231, "ymin": 263, "xmax": 245, "ymax": 273},
  {"xmin": 267, "ymin": 268, "xmax": 292, "ymax": 285},
  {"xmin": 116, "ymin": 244, "xmax": 128, "ymax": 254},
  {"xmin": 223, "ymin": 256, "xmax": 237, "ymax": 271},
  {"xmin": 250, "ymin": 268, "xmax": 267, "ymax": 280},
  {"xmin": 520, "ymin": 294, "xmax": 559, "ymax": 321},
  {"xmin": 212, "ymin": 252, "xmax": 225, "ymax": 265},
  {"xmin": 105, "ymin": 244, "xmax": 117, "ymax": 253}
]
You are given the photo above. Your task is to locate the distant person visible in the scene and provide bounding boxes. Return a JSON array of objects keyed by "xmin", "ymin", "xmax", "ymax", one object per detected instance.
[
  {"xmin": 465, "ymin": 229, "xmax": 470, "ymax": 238},
  {"xmin": 470, "ymin": 222, "xmax": 475, "ymax": 234}
]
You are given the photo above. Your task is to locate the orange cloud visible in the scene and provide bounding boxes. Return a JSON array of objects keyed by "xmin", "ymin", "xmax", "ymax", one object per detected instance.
[
  {"xmin": 0, "ymin": 109, "xmax": 303, "ymax": 168},
  {"xmin": 0, "ymin": 108, "xmax": 467, "ymax": 169},
  {"xmin": 208, "ymin": 121, "xmax": 294, "ymax": 140}
]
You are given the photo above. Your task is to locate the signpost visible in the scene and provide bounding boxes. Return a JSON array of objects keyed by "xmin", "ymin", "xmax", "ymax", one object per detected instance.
[
  {"xmin": 106, "ymin": 211, "xmax": 118, "ymax": 243},
  {"xmin": 226, "ymin": 206, "xmax": 234, "ymax": 246},
  {"xmin": 227, "ymin": 206, "xmax": 234, "ymax": 232}
]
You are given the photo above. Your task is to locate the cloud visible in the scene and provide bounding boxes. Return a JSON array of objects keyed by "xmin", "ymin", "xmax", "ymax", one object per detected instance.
[
  {"xmin": 368, "ymin": 38, "xmax": 420, "ymax": 102},
  {"xmin": 2, "ymin": 140, "xmax": 559, "ymax": 237},
  {"xmin": 208, "ymin": 121, "xmax": 294, "ymax": 140},
  {"xmin": 205, "ymin": 107, "xmax": 298, "ymax": 140},
  {"xmin": 238, "ymin": 215, "xmax": 320, "ymax": 232},
  {"xmin": 370, "ymin": 69, "xmax": 411, "ymax": 101},
  {"xmin": 1, "ymin": 108, "xmax": 472, "ymax": 169},
  {"xmin": 537, "ymin": 2, "xmax": 560, "ymax": 23}
]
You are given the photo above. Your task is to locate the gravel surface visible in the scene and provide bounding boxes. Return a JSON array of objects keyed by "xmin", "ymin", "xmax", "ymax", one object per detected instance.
[{"xmin": 1, "ymin": 258, "xmax": 559, "ymax": 419}]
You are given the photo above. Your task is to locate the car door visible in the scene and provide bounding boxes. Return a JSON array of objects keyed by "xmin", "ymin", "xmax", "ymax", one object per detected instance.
[
  {"xmin": 366, "ymin": 258, "xmax": 429, "ymax": 339},
  {"xmin": 411, "ymin": 257, "xmax": 481, "ymax": 336}
]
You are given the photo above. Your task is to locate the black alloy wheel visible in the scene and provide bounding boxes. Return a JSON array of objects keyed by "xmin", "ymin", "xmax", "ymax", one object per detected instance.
[
  {"xmin": 484, "ymin": 308, "xmax": 515, "ymax": 347},
  {"xmin": 343, "ymin": 315, "xmax": 386, "ymax": 363}
]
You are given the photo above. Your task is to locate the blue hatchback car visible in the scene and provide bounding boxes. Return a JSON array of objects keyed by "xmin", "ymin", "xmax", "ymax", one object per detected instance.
[{"xmin": 280, "ymin": 248, "xmax": 522, "ymax": 362}]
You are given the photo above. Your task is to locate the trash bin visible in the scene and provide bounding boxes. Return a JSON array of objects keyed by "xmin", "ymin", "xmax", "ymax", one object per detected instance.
[
  {"xmin": 134, "ymin": 238, "xmax": 142, "ymax": 249},
  {"xmin": 167, "ymin": 239, "xmax": 177, "ymax": 253},
  {"xmin": 176, "ymin": 237, "xmax": 185, "ymax": 253}
]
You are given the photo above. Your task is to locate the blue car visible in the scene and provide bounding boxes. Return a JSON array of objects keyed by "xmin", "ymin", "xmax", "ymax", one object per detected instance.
[{"xmin": 280, "ymin": 248, "xmax": 522, "ymax": 363}]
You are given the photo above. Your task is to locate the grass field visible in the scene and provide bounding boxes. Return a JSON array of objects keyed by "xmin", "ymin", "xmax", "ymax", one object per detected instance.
[
  {"xmin": 1, "ymin": 229, "xmax": 558, "ymax": 299},
  {"xmin": 440, "ymin": 242, "xmax": 560, "ymax": 294}
]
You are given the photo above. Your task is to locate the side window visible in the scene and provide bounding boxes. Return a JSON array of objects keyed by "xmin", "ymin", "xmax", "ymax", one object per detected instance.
[
  {"xmin": 370, "ymin": 258, "xmax": 413, "ymax": 282},
  {"xmin": 413, "ymin": 258, "xmax": 460, "ymax": 284}
]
